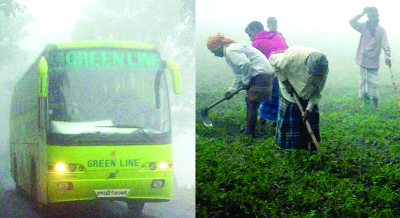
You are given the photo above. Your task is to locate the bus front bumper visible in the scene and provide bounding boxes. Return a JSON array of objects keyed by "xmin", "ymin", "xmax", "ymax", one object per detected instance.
[{"xmin": 46, "ymin": 173, "xmax": 173, "ymax": 203}]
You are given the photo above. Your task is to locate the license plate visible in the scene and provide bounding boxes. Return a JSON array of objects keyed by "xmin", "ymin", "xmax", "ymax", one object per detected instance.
[{"xmin": 94, "ymin": 189, "xmax": 130, "ymax": 198}]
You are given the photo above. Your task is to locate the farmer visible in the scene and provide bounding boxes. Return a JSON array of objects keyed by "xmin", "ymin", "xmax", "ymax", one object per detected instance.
[
  {"xmin": 269, "ymin": 45, "xmax": 329, "ymax": 150},
  {"xmin": 206, "ymin": 33, "xmax": 274, "ymax": 137},
  {"xmin": 266, "ymin": 17, "xmax": 283, "ymax": 37},
  {"xmin": 245, "ymin": 20, "xmax": 288, "ymax": 130},
  {"xmin": 349, "ymin": 6, "xmax": 391, "ymax": 108}
]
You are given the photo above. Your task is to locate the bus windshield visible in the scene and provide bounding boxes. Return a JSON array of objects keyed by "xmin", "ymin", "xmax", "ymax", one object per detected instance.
[{"xmin": 46, "ymin": 48, "xmax": 171, "ymax": 145}]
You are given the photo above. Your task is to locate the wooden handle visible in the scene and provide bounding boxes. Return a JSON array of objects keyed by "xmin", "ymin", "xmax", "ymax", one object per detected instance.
[
  {"xmin": 388, "ymin": 66, "xmax": 400, "ymax": 112},
  {"xmin": 204, "ymin": 87, "xmax": 245, "ymax": 111},
  {"xmin": 292, "ymin": 92, "xmax": 321, "ymax": 152}
]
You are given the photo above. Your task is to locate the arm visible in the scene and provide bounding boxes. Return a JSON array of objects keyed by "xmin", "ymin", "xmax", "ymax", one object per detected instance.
[
  {"xmin": 381, "ymin": 29, "xmax": 392, "ymax": 66},
  {"xmin": 226, "ymin": 50, "xmax": 252, "ymax": 92},
  {"xmin": 227, "ymin": 72, "xmax": 243, "ymax": 93},
  {"xmin": 306, "ymin": 71, "xmax": 329, "ymax": 111},
  {"xmin": 349, "ymin": 8, "xmax": 368, "ymax": 33}
]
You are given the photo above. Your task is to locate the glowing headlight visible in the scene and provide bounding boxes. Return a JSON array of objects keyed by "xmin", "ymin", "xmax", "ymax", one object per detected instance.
[
  {"xmin": 56, "ymin": 163, "xmax": 67, "ymax": 172},
  {"xmin": 158, "ymin": 161, "xmax": 168, "ymax": 170}
]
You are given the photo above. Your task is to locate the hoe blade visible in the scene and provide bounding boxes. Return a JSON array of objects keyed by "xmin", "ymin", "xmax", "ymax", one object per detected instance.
[{"xmin": 200, "ymin": 108, "xmax": 212, "ymax": 127}]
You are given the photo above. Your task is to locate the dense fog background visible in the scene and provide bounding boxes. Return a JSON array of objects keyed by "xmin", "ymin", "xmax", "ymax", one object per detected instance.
[
  {"xmin": 196, "ymin": 0, "xmax": 400, "ymax": 111},
  {"xmin": 0, "ymin": 0, "xmax": 195, "ymax": 216},
  {"xmin": 197, "ymin": 0, "xmax": 400, "ymax": 58}
]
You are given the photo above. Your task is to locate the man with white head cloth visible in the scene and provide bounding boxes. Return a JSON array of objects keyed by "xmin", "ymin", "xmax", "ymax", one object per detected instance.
[{"xmin": 207, "ymin": 33, "xmax": 274, "ymax": 137}]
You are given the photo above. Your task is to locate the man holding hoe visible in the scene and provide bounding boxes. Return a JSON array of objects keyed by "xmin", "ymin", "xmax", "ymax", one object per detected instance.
[
  {"xmin": 269, "ymin": 46, "xmax": 329, "ymax": 150},
  {"xmin": 206, "ymin": 33, "xmax": 274, "ymax": 138}
]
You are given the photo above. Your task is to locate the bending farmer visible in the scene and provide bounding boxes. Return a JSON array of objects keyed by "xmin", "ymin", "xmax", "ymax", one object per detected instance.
[
  {"xmin": 207, "ymin": 33, "xmax": 274, "ymax": 137},
  {"xmin": 269, "ymin": 46, "xmax": 329, "ymax": 150}
]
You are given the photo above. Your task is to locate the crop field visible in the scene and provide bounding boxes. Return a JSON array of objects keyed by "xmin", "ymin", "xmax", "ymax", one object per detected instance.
[{"xmin": 196, "ymin": 46, "xmax": 400, "ymax": 217}]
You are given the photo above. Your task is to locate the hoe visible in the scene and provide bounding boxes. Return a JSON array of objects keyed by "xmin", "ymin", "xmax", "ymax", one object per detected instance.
[{"xmin": 200, "ymin": 87, "xmax": 244, "ymax": 127}]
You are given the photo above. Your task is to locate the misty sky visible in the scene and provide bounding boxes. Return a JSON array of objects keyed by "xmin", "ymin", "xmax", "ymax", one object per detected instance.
[
  {"xmin": 197, "ymin": 0, "xmax": 399, "ymax": 58},
  {"xmin": 18, "ymin": 0, "xmax": 98, "ymax": 51}
]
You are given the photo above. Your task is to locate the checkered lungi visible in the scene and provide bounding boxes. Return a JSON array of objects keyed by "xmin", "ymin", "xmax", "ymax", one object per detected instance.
[
  {"xmin": 275, "ymin": 94, "xmax": 320, "ymax": 149},
  {"xmin": 260, "ymin": 75, "xmax": 279, "ymax": 122}
]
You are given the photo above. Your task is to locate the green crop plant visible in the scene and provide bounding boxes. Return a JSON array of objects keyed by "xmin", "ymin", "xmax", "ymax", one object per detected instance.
[{"xmin": 196, "ymin": 48, "xmax": 400, "ymax": 217}]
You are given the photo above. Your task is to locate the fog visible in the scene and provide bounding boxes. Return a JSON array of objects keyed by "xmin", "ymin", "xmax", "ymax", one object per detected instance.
[
  {"xmin": 197, "ymin": 0, "xmax": 400, "ymax": 58},
  {"xmin": 18, "ymin": 0, "xmax": 96, "ymax": 52},
  {"xmin": 1, "ymin": 0, "xmax": 194, "ymax": 217},
  {"xmin": 196, "ymin": 0, "xmax": 400, "ymax": 113}
]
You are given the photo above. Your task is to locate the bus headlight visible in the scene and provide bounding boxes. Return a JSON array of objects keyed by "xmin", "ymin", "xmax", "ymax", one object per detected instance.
[
  {"xmin": 47, "ymin": 164, "xmax": 54, "ymax": 171},
  {"xmin": 78, "ymin": 165, "xmax": 84, "ymax": 171},
  {"xmin": 149, "ymin": 162, "xmax": 156, "ymax": 170},
  {"xmin": 58, "ymin": 182, "xmax": 73, "ymax": 190},
  {"xmin": 158, "ymin": 161, "xmax": 167, "ymax": 170},
  {"xmin": 151, "ymin": 180, "xmax": 165, "ymax": 188},
  {"xmin": 56, "ymin": 163, "xmax": 67, "ymax": 172},
  {"xmin": 68, "ymin": 164, "xmax": 76, "ymax": 172}
]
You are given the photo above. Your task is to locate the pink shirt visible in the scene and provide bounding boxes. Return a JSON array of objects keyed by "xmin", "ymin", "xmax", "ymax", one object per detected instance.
[
  {"xmin": 252, "ymin": 30, "xmax": 288, "ymax": 59},
  {"xmin": 350, "ymin": 13, "xmax": 391, "ymax": 69}
]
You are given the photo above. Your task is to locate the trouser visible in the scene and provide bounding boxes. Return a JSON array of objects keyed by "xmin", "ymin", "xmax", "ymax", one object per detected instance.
[
  {"xmin": 244, "ymin": 74, "xmax": 273, "ymax": 136},
  {"xmin": 359, "ymin": 66, "xmax": 379, "ymax": 100},
  {"xmin": 260, "ymin": 75, "xmax": 279, "ymax": 122},
  {"xmin": 245, "ymin": 98, "xmax": 260, "ymax": 136}
]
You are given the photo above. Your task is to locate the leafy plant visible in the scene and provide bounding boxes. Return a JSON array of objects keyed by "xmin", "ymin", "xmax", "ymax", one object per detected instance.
[{"xmin": 196, "ymin": 50, "xmax": 400, "ymax": 217}]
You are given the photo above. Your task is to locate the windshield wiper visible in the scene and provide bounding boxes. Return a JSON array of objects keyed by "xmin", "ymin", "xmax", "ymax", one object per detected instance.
[
  {"xmin": 93, "ymin": 125, "xmax": 144, "ymax": 128},
  {"xmin": 132, "ymin": 128, "xmax": 155, "ymax": 143}
]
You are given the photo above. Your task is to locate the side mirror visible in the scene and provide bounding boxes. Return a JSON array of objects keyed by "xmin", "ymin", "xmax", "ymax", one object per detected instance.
[
  {"xmin": 38, "ymin": 56, "xmax": 48, "ymax": 98},
  {"xmin": 164, "ymin": 60, "xmax": 182, "ymax": 94}
]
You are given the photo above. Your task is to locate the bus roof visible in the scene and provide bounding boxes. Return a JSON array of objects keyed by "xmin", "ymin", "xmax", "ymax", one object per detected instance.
[{"xmin": 44, "ymin": 40, "xmax": 156, "ymax": 50}]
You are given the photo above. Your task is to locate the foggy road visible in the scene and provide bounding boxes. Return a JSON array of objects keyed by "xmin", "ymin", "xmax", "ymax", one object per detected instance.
[{"xmin": 0, "ymin": 146, "xmax": 195, "ymax": 218}]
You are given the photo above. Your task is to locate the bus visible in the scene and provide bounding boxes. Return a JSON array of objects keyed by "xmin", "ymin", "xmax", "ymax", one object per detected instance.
[{"xmin": 10, "ymin": 40, "xmax": 182, "ymax": 215}]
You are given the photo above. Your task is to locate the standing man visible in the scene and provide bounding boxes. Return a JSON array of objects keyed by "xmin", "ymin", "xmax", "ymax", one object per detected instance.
[
  {"xmin": 206, "ymin": 33, "xmax": 274, "ymax": 137},
  {"xmin": 349, "ymin": 6, "xmax": 391, "ymax": 108},
  {"xmin": 269, "ymin": 46, "xmax": 329, "ymax": 150},
  {"xmin": 245, "ymin": 21, "xmax": 288, "ymax": 129}
]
